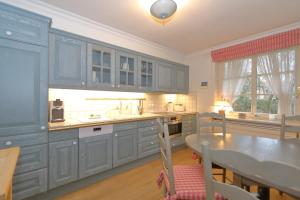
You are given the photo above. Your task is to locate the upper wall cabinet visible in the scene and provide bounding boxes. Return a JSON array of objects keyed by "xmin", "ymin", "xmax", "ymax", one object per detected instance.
[
  {"xmin": 174, "ymin": 65, "xmax": 189, "ymax": 93},
  {"xmin": 156, "ymin": 62, "xmax": 174, "ymax": 92},
  {"xmin": 49, "ymin": 32, "xmax": 87, "ymax": 88},
  {"xmin": 0, "ymin": 39, "xmax": 48, "ymax": 136},
  {"xmin": 0, "ymin": 3, "xmax": 50, "ymax": 46},
  {"xmin": 138, "ymin": 56, "xmax": 156, "ymax": 91},
  {"xmin": 87, "ymin": 43, "xmax": 116, "ymax": 89},
  {"xmin": 116, "ymin": 51, "xmax": 138, "ymax": 90}
]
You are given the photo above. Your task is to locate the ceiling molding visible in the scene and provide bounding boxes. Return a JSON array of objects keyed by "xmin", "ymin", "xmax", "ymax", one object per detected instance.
[
  {"xmin": 0, "ymin": 0, "xmax": 185, "ymax": 62},
  {"xmin": 186, "ymin": 21, "xmax": 300, "ymax": 58}
]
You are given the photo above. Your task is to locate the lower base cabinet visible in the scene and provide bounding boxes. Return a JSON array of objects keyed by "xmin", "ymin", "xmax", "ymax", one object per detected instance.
[
  {"xmin": 13, "ymin": 168, "xmax": 47, "ymax": 200},
  {"xmin": 113, "ymin": 129, "xmax": 138, "ymax": 167},
  {"xmin": 79, "ymin": 134, "xmax": 113, "ymax": 179},
  {"xmin": 138, "ymin": 139, "xmax": 160, "ymax": 159},
  {"xmin": 49, "ymin": 139, "xmax": 78, "ymax": 189}
]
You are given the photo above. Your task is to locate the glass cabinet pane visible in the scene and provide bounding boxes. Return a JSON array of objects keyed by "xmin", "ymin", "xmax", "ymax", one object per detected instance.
[
  {"xmin": 103, "ymin": 68, "xmax": 111, "ymax": 83},
  {"xmin": 148, "ymin": 63, "xmax": 153, "ymax": 74},
  {"xmin": 128, "ymin": 72, "xmax": 134, "ymax": 86},
  {"xmin": 120, "ymin": 56, "xmax": 127, "ymax": 70},
  {"xmin": 103, "ymin": 52, "xmax": 111, "ymax": 67},
  {"xmin": 128, "ymin": 58, "xmax": 134, "ymax": 71},
  {"xmin": 141, "ymin": 61, "xmax": 147, "ymax": 73},
  {"xmin": 92, "ymin": 50, "xmax": 101, "ymax": 66},
  {"xmin": 147, "ymin": 75, "xmax": 152, "ymax": 87},
  {"xmin": 92, "ymin": 67, "xmax": 101, "ymax": 83},
  {"xmin": 141, "ymin": 74, "xmax": 147, "ymax": 87},
  {"xmin": 120, "ymin": 71, "xmax": 127, "ymax": 84}
]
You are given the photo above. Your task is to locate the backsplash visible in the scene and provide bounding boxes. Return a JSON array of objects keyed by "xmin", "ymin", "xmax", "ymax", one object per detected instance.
[{"xmin": 49, "ymin": 89, "xmax": 197, "ymax": 122}]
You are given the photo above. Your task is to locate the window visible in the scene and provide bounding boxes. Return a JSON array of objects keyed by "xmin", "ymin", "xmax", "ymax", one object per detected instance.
[{"xmin": 218, "ymin": 48, "xmax": 296, "ymax": 115}]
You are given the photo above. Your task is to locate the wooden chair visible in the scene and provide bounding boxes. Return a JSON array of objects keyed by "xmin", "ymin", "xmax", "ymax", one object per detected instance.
[
  {"xmin": 156, "ymin": 118, "xmax": 223, "ymax": 200},
  {"xmin": 198, "ymin": 112, "xmax": 227, "ymax": 183},
  {"xmin": 280, "ymin": 114, "xmax": 300, "ymax": 140},
  {"xmin": 201, "ymin": 142, "xmax": 259, "ymax": 200},
  {"xmin": 202, "ymin": 141, "xmax": 300, "ymax": 199}
]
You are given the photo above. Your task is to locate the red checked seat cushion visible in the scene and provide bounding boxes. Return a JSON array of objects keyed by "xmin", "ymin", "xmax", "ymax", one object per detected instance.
[{"xmin": 170, "ymin": 165, "xmax": 223, "ymax": 200}]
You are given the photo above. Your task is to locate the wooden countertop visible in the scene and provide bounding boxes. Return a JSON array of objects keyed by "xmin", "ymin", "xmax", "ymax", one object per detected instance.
[
  {"xmin": 0, "ymin": 147, "xmax": 20, "ymax": 200},
  {"xmin": 48, "ymin": 112, "xmax": 197, "ymax": 132}
]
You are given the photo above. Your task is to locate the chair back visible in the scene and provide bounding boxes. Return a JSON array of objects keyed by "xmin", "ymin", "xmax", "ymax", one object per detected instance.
[
  {"xmin": 198, "ymin": 112, "xmax": 226, "ymax": 136},
  {"xmin": 280, "ymin": 114, "xmax": 300, "ymax": 140},
  {"xmin": 201, "ymin": 142, "xmax": 300, "ymax": 199},
  {"xmin": 157, "ymin": 118, "xmax": 176, "ymax": 195}
]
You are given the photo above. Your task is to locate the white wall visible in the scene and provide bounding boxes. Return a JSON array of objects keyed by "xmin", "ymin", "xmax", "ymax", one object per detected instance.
[
  {"xmin": 0, "ymin": 0, "xmax": 185, "ymax": 63},
  {"xmin": 184, "ymin": 51, "xmax": 216, "ymax": 112}
]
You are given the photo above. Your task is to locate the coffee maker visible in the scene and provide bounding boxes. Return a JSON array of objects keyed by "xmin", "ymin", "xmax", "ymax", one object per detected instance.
[{"xmin": 49, "ymin": 99, "xmax": 65, "ymax": 122}]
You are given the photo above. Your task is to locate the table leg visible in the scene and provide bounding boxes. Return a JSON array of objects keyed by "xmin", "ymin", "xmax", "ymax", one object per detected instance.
[{"xmin": 258, "ymin": 186, "xmax": 270, "ymax": 200}]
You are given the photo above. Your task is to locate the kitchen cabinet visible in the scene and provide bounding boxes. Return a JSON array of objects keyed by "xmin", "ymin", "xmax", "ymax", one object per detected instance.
[
  {"xmin": 87, "ymin": 43, "xmax": 116, "ymax": 89},
  {"xmin": 182, "ymin": 114, "xmax": 197, "ymax": 136},
  {"xmin": 138, "ymin": 56, "xmax": 156, "ymax": 91},
  {"xmin": 156, "ymin": 62, "xmax": 174, "ymax": 92},
  {"xmin": 49, "ymin": 139, "xmax": 78, "ymax": 189},
  {"xmin": 116, "ymin": 50, "xmax": 138, "ymax": 90},
  {"xmin": 113, "ymin": 129, "xmax": 138, "ymax": 167},
  {"xmin": 49, "ymin": 32, "xmax": 87, "ymax": 88},
  {"xmin": 79, "ymin": 134, "xmax": 113, "ymax": 179},
  {"xmin": 174, "ymin": 65, "xmax": 189, "ymax": 93},
  {"xmin": 0, "ymin": 38, "xmax": 48, "ymax": 135}
]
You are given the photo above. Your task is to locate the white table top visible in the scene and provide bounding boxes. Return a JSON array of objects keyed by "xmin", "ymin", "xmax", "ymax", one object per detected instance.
[{"xmin": 185, "ymin": 132, "xmax": 300, "ymax": 197}]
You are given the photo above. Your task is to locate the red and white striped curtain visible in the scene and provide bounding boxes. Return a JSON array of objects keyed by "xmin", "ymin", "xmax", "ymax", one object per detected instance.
[{"xmin": 211, "ymin": 28, "xmax": 300, "ymax": 62}]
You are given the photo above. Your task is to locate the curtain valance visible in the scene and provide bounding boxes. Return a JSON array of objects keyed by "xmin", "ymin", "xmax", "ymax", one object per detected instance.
[{"xmin": 211, "ymin": 28, "xmax": 300, "ymax": 62}]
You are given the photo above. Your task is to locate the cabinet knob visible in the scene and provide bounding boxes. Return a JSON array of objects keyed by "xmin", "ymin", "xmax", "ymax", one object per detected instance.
[
  {"xmin": 41, "ymin": 126, "xmax": 46, "ymax": 130},
  {"xmin": 151, "ymin": 127, "xmax": 154, "ymax": 130},
  {"xmin": 151, "ymin": 122, "xmax": 154, "ymax": 125},
  {"xmin": 5, "ymin": 141, "xmax": 12, "ymax": 146},
  {"xmin": 5, "ymin": 31, "xmax": 12, "ymax": 36},
  {"xmin": 115, "ymin": 134, "xmax": 118, "ymax": 137},
  {"xmin": 112, "ymin": 84, "xmax": 115, "ymax": 87},
  {"xmin": 81, "ymin": 82, "xmax": 85, "ymax": 86},
  {"xmin": 150, "ymin": 141, "xmax": 154, "ymax": 145},
  {"xmin": 117, "ymin": 85, "xmax": 120, "ymax": 88},
  {"xmin": 73, "ymin": 141, "xmax": 77, "ymax": 145}
]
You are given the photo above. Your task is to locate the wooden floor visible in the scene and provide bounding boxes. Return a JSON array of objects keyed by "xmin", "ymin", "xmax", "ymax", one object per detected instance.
[{"xmin": 57, "ymin": 147, "xmax": 295, "ymax": 200}]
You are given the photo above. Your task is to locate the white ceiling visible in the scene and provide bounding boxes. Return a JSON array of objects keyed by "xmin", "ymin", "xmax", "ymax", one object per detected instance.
[{"xmin": 39, "ymin": 0, "xmax": 300, "ymax": 54}]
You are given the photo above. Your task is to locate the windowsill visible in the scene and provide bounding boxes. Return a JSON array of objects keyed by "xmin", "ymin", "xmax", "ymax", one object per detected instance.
[{"xmin": 225, "ymin": 113, "xmax": 281, "ymax": 126}]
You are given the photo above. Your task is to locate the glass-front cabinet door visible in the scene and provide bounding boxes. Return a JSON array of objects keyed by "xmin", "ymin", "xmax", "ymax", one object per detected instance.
[
  {"xmin": 138, "ymin": 56, "xmax": 155, "ymax": 91},
  {"xmin": 116, "ymin": 51, "xmax": 138, "ymax": 90},
  {"xmin": 87, "ymin": 43, "xmax": 115, "ymax": 89}
]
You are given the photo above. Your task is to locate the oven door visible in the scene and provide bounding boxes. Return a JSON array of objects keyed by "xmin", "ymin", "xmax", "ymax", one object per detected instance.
[{"xmin": 168, "ymin": 122, "xmax": 182, "ymax": 138}]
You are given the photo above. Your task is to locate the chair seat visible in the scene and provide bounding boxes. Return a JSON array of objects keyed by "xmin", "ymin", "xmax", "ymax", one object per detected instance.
[{"xmin": 173, "ymin": 165, "xmax": 223, "ymax": 200}]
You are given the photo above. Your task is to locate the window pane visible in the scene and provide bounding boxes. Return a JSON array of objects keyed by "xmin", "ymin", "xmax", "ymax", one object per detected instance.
[
  {"xmin": 256, "ymin": 95, "xmax": 278, "ymax": 114},
  {"xmin": 257, "ymin": 75, "xmax": 273, "ymax": 94},
  {"xmin": 232, "ymin": 95, "xmax": 251, "ymax": 112}
]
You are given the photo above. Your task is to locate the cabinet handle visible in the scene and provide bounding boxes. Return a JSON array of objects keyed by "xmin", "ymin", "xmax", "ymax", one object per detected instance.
[
  {"xmin": 41, "ymin": 126, "xmax": 46, "ymax": 130},
  {"xmin": 5, "ymin": 30, "xmax": 12, "ymax": 36},
  {"xmin": 5, "ymin": 141, "xmax": 12, "ymax": 146},
  {"xmin": 81, "ymin": 82, "xmax": 85, "ymax": 86},
  {"xmin": 115, "ymin": 134, "xmax": 118, "ymax": 137},
  {"xmin": 117, "ymin": 85, "xmax": 120, "ymax": 88},
  {"xmin": 73, "ymin": 141, "xmax": 77, "ymax": 145},
  {"xmin": 112, "ymin": 84, "xmax": 115, "ymax": 87}
]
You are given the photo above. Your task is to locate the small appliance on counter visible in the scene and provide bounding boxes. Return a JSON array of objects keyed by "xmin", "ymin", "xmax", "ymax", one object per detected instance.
[
  {"xmin": 49, "ymin": 99, "xmax": 65, "ymax": 123},
  {"xmin": 167, "ymin": 102, "xmax": 174, "ymax": 112},
  {"xmin": 174, "ymin": 103, "xmax": 185, "ymax": 112}
]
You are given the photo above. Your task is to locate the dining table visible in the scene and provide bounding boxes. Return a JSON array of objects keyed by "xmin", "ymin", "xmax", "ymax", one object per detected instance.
[{"xmin": 185, "ymin": 132, "xmax": 300, "ymax": 199}]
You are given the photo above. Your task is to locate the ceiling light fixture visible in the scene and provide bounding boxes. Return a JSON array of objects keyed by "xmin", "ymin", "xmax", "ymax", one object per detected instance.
[{"xmin": 150, "ymin": 0, "xmax": 177, "ymax": 22}]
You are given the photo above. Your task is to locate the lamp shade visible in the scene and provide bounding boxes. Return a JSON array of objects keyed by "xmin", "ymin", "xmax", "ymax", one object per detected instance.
[{"xmin": 150, "ymin": 0, "xmax": 177, "ymax": 19}]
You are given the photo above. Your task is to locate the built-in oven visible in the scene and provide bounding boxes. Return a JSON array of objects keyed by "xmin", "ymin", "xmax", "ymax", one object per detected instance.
[{"xmin": 167, "ymin": 116, "xmax": 182, "ymax": 138}]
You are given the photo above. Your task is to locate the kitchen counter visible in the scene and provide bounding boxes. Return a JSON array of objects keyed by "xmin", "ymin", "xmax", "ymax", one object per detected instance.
[
  {"xmin": 48, "ymin": 112, "xmax": 197, "ymax": 131},
  {"xmin": 0, "ymin": 147, "xmax": 20, "ymax": 200}
]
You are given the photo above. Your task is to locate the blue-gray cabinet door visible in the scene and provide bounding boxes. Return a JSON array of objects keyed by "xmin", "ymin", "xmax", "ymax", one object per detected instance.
[
  {"xmin": 175, "ymin": 65, "xmax": 189, "ymax": 93},
  {"xmin": 138, "ymin": 56, "xmax": 156, "ymax": 91},
  {"xmin": 49, "ymin": 33, "xmax": 87, "ymax": 88},
  {"xmin": 113, "ymin": 129, "xmax": 138, "ymax": 167},
  {"xmin": 116, "ymin": 51, "xmax": 138, "ymax": 90},
  {"xmin": 0, "ymin": 38, "xmax": 48, "ymax": 136},
  {"xmin": 156, "ymin": 62, "xmax": 174, "ymax": 92},
  {"xmin": 49, "ymin": 139, "xmax": 78, "ymax": 189},
  {"xmin": 87, "ymin": 43, "xmax": 116, "ymax": 89},
  {"xmin": 79, "ymin": 134, "xmax": 113, "ymax": 179}
]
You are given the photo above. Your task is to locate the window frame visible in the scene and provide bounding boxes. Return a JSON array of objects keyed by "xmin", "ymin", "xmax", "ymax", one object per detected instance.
[{"xmin": 229, "ymin": 48, "xmax": 297, "ymax": 115}]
